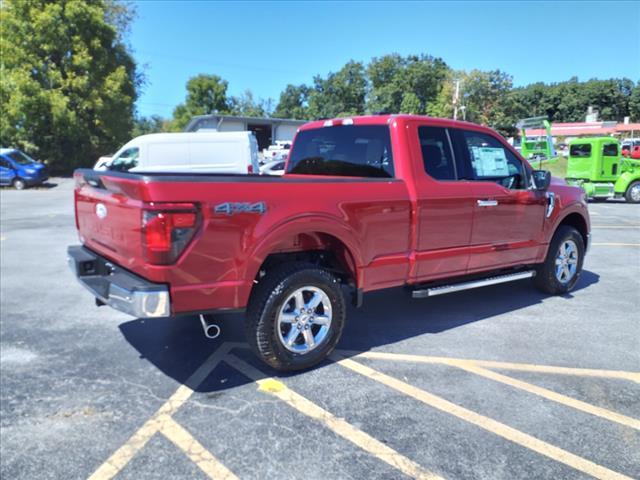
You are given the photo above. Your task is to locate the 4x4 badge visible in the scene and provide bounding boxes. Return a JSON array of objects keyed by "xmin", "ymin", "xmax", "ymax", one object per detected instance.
[{"xmin": 214, "ymin": 202, "xmax": 266, "ymax": 216}]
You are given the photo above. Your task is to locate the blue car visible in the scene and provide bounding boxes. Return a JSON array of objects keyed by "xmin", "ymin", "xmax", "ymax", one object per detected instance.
[{"xmin": 0, "ymin": 148, "xmax": 49, "ymax": 190}]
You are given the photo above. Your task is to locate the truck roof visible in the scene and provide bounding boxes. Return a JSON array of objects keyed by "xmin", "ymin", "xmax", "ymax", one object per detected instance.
[
  {"xmin": 568, "ymin": 136, "xmax": 617, "ymax": 145},
  {"xmin": 299, "ymin": 114, "xmax": 488, "ymax": 131}
]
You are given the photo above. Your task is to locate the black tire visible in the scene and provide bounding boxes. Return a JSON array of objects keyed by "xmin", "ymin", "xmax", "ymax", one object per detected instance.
[
  {"xmin": 625, "ymin": 181, "xmax": 640, "ymax": 203},
  {"xmin": 12, "ymin": 178, "xmax": 26, "ymax": 190},
  {"xmin": 245, "ymin": 263, "xmax": 346, "ymax": 372},
  {"xmin": 533, "ymin": 226, "xmax": 584, "ymax": 295}
]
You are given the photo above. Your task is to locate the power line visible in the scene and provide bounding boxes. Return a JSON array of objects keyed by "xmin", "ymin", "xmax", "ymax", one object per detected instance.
[{"xmin": 135, "ymin": 49, "xmax": 314, "ymax": 77}]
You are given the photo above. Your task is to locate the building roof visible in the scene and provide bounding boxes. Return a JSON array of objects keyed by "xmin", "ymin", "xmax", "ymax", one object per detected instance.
[
  {"xmin": 525, "ymin": 121, "xmax": 640, "ymax": 137},
  {"xmin": 186, "ymin": 114, "xmax": 307, "ymax": 132}
]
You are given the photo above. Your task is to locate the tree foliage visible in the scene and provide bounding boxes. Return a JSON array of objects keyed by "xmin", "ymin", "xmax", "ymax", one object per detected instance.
[
  {"xmin": 132, "ymin": 114, "xmax": 169, "ymax": 137},
  {"xmin": 459, "ymin": 70, "xmax": 517, "ymax": 136},
  {"xmin": 511, "ymin": 77, "xmax": 637, "ymax": 123},
  {"xmin": 0, "ymin": 0, "xmax": 140, "ymax": 173},
  {"xmin": 170, "ymin": 74, "xmax": 230, "ymax": 131},
  {"xmin": 272, "ymin": 84, "xmax": 309, "ymax": 119},
  {"xmin": 229, "ymin": 89, "xmax": 273, "ymax": 118},
  {"xmin": 307, "ymin": 61, "xmax": 367, "ymax": 119},
  {"xmin": 367, "ymin": 54, "xmax": 449, "ymax": 115}
]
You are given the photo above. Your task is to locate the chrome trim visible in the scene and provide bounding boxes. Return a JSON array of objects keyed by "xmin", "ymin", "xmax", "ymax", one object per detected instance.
[
  {"xmin": 107, "ymin": 283, "xmax": 170, "ymax": 318},
  {"xmin": 412, "ymin": 270, "xmax": 535, "ymax": 298},
  {"xmin": 67, "ymin": 253, "xmax": 170, "ymax": 318},
  {"xmin": 546, "ymin": 192, "xmax": 555, "ymax": 218},
  {"xmin": 477, "ymin": 199, "xmax": 498, "ymax": 207}
]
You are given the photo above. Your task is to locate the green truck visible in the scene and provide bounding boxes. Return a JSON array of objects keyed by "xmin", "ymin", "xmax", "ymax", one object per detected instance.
[{"xmin": 565, "ymin": 136, "xmax": 640, "ymax": 203}]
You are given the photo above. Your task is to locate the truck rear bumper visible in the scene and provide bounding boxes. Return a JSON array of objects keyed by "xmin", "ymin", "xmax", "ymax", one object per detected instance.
[{"xmin": 67, "ymin": 245, "xmax": 170, "ymax": 318}]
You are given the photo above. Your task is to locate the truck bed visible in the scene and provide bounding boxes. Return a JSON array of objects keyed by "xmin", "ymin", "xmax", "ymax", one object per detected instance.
[{"xmin": 73, "ymin": 168, "xmax": 412, "ymax": 314}]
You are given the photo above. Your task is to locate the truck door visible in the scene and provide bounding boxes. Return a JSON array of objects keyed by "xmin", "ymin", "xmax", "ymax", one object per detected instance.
[
  {"xmin": 454, "ymin": 129, "xmax": 546, "ymax": 272},
  {"xmin": 410, "ymin": 124, "xmax": 475, "ymax": 282},
  {"xmin": 601, "ymin": 142, "xmax": 620, "ymax": 181}
]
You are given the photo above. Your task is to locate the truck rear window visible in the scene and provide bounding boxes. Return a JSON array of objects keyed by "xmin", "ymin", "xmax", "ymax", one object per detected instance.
[{"xmin": 287, "ymin": 126, "xmax": 394, "ymax": 178}]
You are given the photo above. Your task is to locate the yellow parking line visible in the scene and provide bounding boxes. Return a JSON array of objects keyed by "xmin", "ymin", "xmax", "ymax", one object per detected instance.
[
  {"xmin": 87, "ymin": 343, "xmax": 234, "ymax": 480},
  {"xmin": 451, "ymin": 362, "xmax": 640, "ymax": 430},
  {"xmin": 160, "ymin": 415, "xmax": 238, "ymax": 480},
  {"xmin": 342, "ymin": 351, "xmax": 640, "ymax": 383},
  {"xmin": 592, "ymin": 243, "xmax": 640, "ymax": 247},
  {"xmin": 225, "ymin": 354, "xmax": 443, "ymax": 480},
  {"xmin": 334, "ymin": 355, "xmax": 632, "ymax": 480}
]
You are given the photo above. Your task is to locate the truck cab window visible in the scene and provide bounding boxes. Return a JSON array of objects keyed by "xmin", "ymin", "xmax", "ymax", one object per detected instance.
[
  {"xmin": 603, "ymin": 144, "xmax": 618, "ymax": 157},
  {"xmin": 288, "ymin": 125, "xmax": 394, "ymax": 178},
  {"xmin": 418, "ymin": 126, "xmax": 456, "ymax": 180},
  {"xmin": 461, "ymin": 130, "xmax": 526, "ymax": 189},
  {"xmin": 570, "ymin": 144, "xmax": 591, "ymax": 157}
]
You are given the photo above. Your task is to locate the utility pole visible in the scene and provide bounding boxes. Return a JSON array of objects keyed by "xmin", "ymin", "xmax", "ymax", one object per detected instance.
[{"xmin": 453, "ymin": 79, "xmax": 460, "ymax": 120}]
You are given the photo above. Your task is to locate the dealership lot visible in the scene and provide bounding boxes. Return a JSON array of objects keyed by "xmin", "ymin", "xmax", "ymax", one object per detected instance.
[{"xmin": 1, "ymin": 179, "xmax": 639, "ymax": 480}]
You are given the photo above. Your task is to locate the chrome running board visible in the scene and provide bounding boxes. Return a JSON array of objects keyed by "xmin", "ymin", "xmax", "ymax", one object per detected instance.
[{"xmin": 411, "ymin": 270, "xmax": 536, "ymax": 299}]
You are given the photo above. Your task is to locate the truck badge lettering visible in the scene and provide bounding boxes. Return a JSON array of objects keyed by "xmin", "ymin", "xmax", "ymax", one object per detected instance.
[{"xmin": 214, "ymin": 202, "xmax": 266, "ymax": 216}]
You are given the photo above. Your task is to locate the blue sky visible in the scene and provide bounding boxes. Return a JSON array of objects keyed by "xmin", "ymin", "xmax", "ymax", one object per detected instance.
[{"xmin": 130, "ymin": 1, "xmax": 640, "ymax": 118}]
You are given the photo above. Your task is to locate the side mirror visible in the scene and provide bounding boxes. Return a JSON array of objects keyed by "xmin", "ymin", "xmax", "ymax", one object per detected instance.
[{"xmin": 532, "ymin": 170, "xmax": 551, "ymax": 191}]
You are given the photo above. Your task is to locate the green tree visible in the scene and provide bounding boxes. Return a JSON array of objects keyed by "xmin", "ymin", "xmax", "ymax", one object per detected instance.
[
  {"xmin": 426, "ymin": 69, "xmax": 457, "ymax": 118},
  {"xmin": 629, "ymin": 83, "xmax": 640, "ymax": 121},
  {"xmin": 307, "ymin": 61, "xmax": 367, "ymax": 119},
  {"xmin": 366, "ymin": 54, "xmax": 449, "ymax": 114},
  {"xmin": 400, "ymin": 92, "xmax": 421, "ymax": 114},
  {"xmin": 511, "ymin": 77, "xmax": 637, "ymax": 123},
  {"xmin": 170, "ymin": 74, "xmax": 230, "ymax": 130},
  {"xmin": 460, "ymin": 70, "xmax": 517, "ymax": 136},
  {"xmin": 0, "ymin": 0, "xmax": 140, "ymax": 173},
  {"xmin": 273, "ymin": 84, "xmax": 309, "ymax": 119},
  {"xmin": 132, "ymin": 115, "xmax": 169, "ymax": 137},
  {"xmin": 229, "ymin": 89, "xmax": 273, "ymax": 117}
]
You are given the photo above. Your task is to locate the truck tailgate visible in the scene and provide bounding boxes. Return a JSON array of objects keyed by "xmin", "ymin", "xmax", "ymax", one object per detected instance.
[{"xmin": 74, "ymin": 171, "xmax": 146, "ymax": 270}]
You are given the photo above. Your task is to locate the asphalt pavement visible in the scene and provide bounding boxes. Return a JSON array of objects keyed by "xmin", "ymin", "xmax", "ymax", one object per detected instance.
[{"xmin": 1, "ymin": 178, "xmax": 639, "ymax": 480}]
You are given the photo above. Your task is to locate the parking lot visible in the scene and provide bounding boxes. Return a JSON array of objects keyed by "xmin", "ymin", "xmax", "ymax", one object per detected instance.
[{"xmin": 1, "ymin": 179, "xmax": 639, "ymax": 480}]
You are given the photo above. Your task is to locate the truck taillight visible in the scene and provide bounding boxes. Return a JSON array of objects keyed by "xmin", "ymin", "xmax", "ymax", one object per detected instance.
[{"xmin": 142, "ymin": 204, "xmax": 199, "ymax": 265}]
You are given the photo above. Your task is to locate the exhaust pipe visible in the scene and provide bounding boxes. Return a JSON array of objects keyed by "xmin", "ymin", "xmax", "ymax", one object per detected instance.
[{"xmin": 199, "ymin": 314, "xmax": 221, "ymax": 339}]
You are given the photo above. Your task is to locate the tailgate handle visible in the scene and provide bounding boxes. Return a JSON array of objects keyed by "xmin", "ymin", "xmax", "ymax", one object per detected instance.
[{"xmin": 477, "ymin": 199, "xmax": 498, "ymax": 207}]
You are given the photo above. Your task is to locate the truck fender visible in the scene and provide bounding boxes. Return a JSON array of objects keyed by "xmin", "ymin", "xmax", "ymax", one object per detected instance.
[
  {"xmin": 614, "ymin": 171, "xmax": 640, "ymax": 194},
  {"xmin": 244, "ymin": 212, "xmax": 364, "ymax": 289},
  {"xmin": 544, "ymin": 205, "xmax": 590, "ymax": 259}
]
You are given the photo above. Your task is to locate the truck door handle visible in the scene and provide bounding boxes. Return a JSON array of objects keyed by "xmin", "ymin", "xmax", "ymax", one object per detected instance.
[{"xmin": 477, "ymin": 199, "xmax": 498, "ymax": 207}]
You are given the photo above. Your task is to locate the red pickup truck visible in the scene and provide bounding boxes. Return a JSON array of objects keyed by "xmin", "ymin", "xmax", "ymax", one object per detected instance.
[{"xmin": 68, "ymin": 115, "xmax": 591, "ymax": 371}]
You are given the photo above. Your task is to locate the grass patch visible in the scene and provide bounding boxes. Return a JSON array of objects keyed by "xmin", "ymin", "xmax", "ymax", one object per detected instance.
[{"xmin": 529, "ymin": 156, "xmax": 568, "ymax": 178}]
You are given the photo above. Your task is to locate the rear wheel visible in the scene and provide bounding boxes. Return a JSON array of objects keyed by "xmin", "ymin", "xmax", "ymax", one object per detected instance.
[
  {"xmin": 534, "ymin": 226, "xmax": 584, "ymax": 295},
  {"xmin": 12, "ymin": 178, "xmax": 26, "ymax": 190},
  {"xmin": 245, "ymin": 263, "xmax": 346, "ymax": 371},
  {"xmin": 625, "ymin": 181, "xmax": 640, "ymax": 203}
]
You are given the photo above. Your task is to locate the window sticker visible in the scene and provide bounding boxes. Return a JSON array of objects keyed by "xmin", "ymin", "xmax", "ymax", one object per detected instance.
[{"xmin": 470, "ymin": 147, "xmax": 509, "ymax": 177}]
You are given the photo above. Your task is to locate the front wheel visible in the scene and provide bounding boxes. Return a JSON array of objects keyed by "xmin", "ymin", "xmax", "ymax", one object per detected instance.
[
  {"xmin": 625, "ymin": 181, "xmax": 640, "ymax": 203},
  {"xmin": 533, "ymin": 226, "xmax": 584, "ymax": 295},
  {"xmin": 245, "ymin": 263, "xmax": 346, "ymax": 371},
  {"xmin": 12, "ymin": 178, "xmax": 26, "ymax": 190}
]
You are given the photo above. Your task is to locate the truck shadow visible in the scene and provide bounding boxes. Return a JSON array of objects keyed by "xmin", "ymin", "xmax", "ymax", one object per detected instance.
[{"xmin": 119, "ymin": 270, "xmax": 599, "ymax": 393}]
